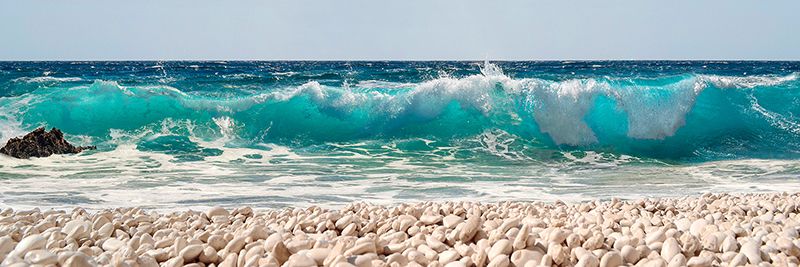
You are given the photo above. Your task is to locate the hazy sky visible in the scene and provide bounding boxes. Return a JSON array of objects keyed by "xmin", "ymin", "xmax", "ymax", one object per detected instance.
[{"xmin": 1, "ymin": 0, "xmax": 798, "ymax": 60}]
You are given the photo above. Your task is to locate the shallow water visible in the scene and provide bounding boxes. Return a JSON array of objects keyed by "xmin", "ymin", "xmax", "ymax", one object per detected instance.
[{"xmin": 1, "ymin": 61, "xmax": 799, "ymax": 210}]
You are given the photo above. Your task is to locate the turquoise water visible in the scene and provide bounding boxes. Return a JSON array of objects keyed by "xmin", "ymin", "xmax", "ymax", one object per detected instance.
[{"xmin": 1, "ymin": 61, "xmax": 799, "ymax": 209}]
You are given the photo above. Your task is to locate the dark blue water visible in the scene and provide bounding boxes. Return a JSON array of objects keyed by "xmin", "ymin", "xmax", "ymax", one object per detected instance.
[{"xmin": 1, "ymin": 61, "xmax": 799, "ymax": 209}]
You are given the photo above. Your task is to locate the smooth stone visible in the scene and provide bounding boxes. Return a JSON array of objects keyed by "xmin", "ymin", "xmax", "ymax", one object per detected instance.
[
  {"xmin": 0, "ymin": 236, "xmax": 15, "ymax": 261},
  {"xmin": 426, "ymin": 236, "xmax": 448, "ymax": 252},
  {"xmin": 137, "ymin": 255, "xmax": 159, "ymax": 267},
  {"xmin": 263, "ymin": 232, "xmax": 284, "ymax": 251},
  {"xmin": 660, "ymin": 238, "xmax": 680, "ymax": 262},
  {"xmin": 271, "ymin": 240, "xmax": 291, "ymax": 265},
  {"xmin": 199, "ymin": 246, "xmax": 219, "ymax": 263},
  {"xmin": 701, "ymin": 235, "xmax": 719, "ymax": 252},
  {"xmin": 343, "ymin": 223, "xmax": 360, "ymax": 236},
  {"xmin": 740, "ymin": 240, "xmax": 762, "ymax": 264},
  {"xmin": 351, "ymin": 254, "xmax": 379, "ymax": 266},
  {"xmin": 541, "ymin": 253, "xmax": 556, "ymax": 265},
  {"xmin": 486, "ymin": 254, "xmax": 510, "ymax": 267},
  {"xmin": 685, "ymin": 256, "xmax": 712, "ymax": 267},
  {"xmin": 576, "ymin": 253, "xmax": 599, "ymax": 267},
  {"xmin": 689, "ymin": 219, "xmax": 707, "ymax": 237},
  {"xmin": 599, "ymin": 251, "xmax": 623, "ymax": 267},
  {"xmin": 207, "ymin": 235, "xmax": 227, "ymax": 250},
  {"xmin": 510, "ymin": 250, "xmax": 543, "ymax": 267},
  {"xmin": 729, "ymin": 253, "xmax": 748, "ymax": 266},
  {"xmin": 395, "ymin": 215, "xmax": 417, "ymax": 232},
  {"xmin": 97, "ymin": 223, "xmax": 114, "ymax": 239},
  {"xmin": 386, "ymin": 253, "xmax": 408, "ymax": 266},
  {"xmin": 443, "ymin": 215, "xmax": 464, "ymax": 229},
  {"xmin": 547, "ymin": 243, "xmax": 566, "ymax": 265},
  {"xmin": 420, "ymin": 214, "xmax": 443, "ymax": 225},
  {"xmin": 344, "ymin": 242, "xmax": 375, "ymax": 256},
  {"xmin": 224, "ymin": 236, "xmax": 246, "ymax": 253},
  {"xmin": 469, "ymin": 249, "xmax": 486, "ymax": 267},
  {"xmin": 335, "ymin": 215, "xmax": 354, "ymax": 230},
  {"xmin": 219, "ymin": 254, "xmax": 238, "ymax": 267},
  {"xmin": 454, "ymin": 243, "xmax": 474, "ymax": 257},
  {"xmin": 488, "ymin": 239, "xmax": 512, "ymax": 260},
  {"xmin": 776, "ymin": 237, "xmax": 800, "ymax": 257},
  {"xmin": 548, "ymin": 229, "xmax": 567, "ymax": 245},
  {"xmin": 620, "ymin": 245, "xmax": 639, "ymax": 264},
  {"xmin": 513, "ymin": 224, "xmax": 530, "ymax": 250},
  {"xmin": 286, "ymin": 253, "xmax": 317, "ymax": 267},
  {"xmin": 666, "ymin": 254, "xmax": 686, "ymax": 267},
  {"xmin": 180, "ymin": 244, "xmax": 204, "ymax": 261},
  {"xmin": 244, "ymin": 245, "xmax": 265, "ymax": 263},
  {"xmin": 459, "ymin": 216, "xmax": 480, "ymax": 242},
  {"xmin": 62, "ymin": 220, "xmax": 90, "ymax": 239},
  {"xmin": 334, "ymin": 262, "xmax": 357, "ymax": 267},
  {"xmin": 306, "ymin": 248, "xmax": 331, "ymax": 265},
  {"xmin": 720, "ymin": 235, "xmax": 738, "ymax": 253},
  {"xmin": 645, "ymin": 229, "xmax": 666, "ymax": 245},
  {"xmin": 445, "ymin": 261, "xmax": 467, "ymax": 267},
  {"xmin": 674, "ymin": 218, "xmax": 692, "ymax": 232},
  {"xmin": 418, "ymin": 244, "xmax": 438, "ymax": 260},
  {"xmin": 439, "ymin": 250, "xmax": 461, "ymax": 264},
  {"xmin": 719, "ymin": 251, "xmax": 738, "ymax": 262},
  {"xmin": 24, "ymin": 250, "xmax": 57, "ymax": 265},
  {"xmin": 496, "ymin": 218, "xmax": 520, "ymax": 234},
  {"xmin": 163, "ymin": 256, "xmax": 184, "ymax": 267},
  {"xmin": 63, "ymin": 254, "xmax": 94, "ymax": 267},
  {"xmin": 206, "ymin": 207, "xmax": 229, "ymax": 218},
  {"xmin": 101, "ymin": 238, "xmax": 125, "ymax": 252},
  {"xmin": 583, "ymin": 235, "xmax": 604, "ymax": 251},
  {"xmin": 643, "ymin": 258, "xmax": 668, "ymax": 267},
  {"xmin": 11, "ymin": 234, "xmax": 45, "ymax": 257},
  {"xmin": 680, "ymin": 234, "xmax": 701, "ymax": 255}
]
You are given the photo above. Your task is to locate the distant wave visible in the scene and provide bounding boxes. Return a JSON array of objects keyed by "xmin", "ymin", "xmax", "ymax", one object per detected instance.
[
  {"xmin": 701, "ymin": 72, "xmax": 798, "ymax": 88},
  {"xmin": 11, "ymin": 76, "xmax": 83, "ymax": 83}
]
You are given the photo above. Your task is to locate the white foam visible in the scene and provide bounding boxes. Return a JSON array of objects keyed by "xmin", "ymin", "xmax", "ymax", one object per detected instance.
[
  {"xmin": 355, "ymin": 80, "xmax": 416, "ymax": 89},
  {"xmin": 212, "ymin": 116, "xmax": 238, "ymax": 140},
  {"xmin": 11, "ymin": 76, "xmax": 83, "ymax": 83},
  {"xmin": 748, "ymin": 94, "xmax": 800, "ymax": 135},
  {"xmin": 478, "ymin": 130, "xmax": 531, "ymax": 161},
  {"xmin": 701, "ymin": 72, "xmax": 798, "ymax": 89},
  {"xmin": 221, "ymin": 73, "xmax": 259, "ymax": 79},
  {"xmin": 0, "ymin": 116, "xmax": 24, "ymax": 145},
  {"xmin": 528, "ymin": 78, "xmax": 602, "ymax": 145},
  {"xmin": 1, "ymin": 136, "xmax": 799, "ymax": 211},
  {"xmin": 0, "ymin": 95, "xmax": 36, "ymax": 145},
  {"xmin": 614, "ymin": 77, "xmax": 702, "ymax": 139}
]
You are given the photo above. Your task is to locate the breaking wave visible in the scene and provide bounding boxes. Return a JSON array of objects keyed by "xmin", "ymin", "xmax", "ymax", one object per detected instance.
[{"xmin": 1, "ymin": 63, "xmax": 799, "ymax": 161}]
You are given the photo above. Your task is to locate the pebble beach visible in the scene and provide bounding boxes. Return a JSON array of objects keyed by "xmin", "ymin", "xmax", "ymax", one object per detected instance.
[{"xmin": 1, "ymin": 193, "xmax": 799, "ymax": 267}]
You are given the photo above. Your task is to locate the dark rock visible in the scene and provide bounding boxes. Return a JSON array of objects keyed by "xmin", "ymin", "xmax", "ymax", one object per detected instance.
[{"xmin": 0, "ymin": 127, "xmax": 96, "ymax": 159}]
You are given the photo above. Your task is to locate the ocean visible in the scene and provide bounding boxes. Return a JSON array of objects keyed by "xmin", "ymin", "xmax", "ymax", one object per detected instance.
[{"xmin": 0, "ymin": 61, "xmax": 799, "ymax": 210}]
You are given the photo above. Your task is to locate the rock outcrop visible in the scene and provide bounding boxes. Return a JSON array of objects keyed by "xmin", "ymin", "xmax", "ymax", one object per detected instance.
[{"xmin": 0, "ymin": 127, "xmax": 95, "ymax": 159}]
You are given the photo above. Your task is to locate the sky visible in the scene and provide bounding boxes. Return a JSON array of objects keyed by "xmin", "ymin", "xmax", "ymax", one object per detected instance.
[{"xmin": 1, "ymin": 0, "xmax": 798, "ymax": 61}]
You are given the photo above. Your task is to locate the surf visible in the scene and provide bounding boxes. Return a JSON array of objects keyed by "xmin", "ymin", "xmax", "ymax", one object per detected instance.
[{"xmin": 1, "ymin": 62, "xmax": 799, "ymax": 161}]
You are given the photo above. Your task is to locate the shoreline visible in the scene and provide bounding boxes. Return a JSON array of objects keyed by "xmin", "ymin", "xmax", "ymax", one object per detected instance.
[{"xmin": 1, "ymin": 192, "xmax": 798, "ymax": 266}]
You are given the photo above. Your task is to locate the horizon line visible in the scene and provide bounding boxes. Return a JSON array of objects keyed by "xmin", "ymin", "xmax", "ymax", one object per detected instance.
[{"xmin": 1, "ymin": 59, "xmax": 800, "ymax": 62}]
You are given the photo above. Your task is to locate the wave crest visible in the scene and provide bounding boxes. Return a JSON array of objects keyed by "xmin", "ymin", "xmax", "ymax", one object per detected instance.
[
  {"xmin": 11, "ymin": 76, "xmax": 83, "ymax": 83},
  {"xmin": 2, "ymin": 64, "xmax": 799, "ymax": 160}
]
